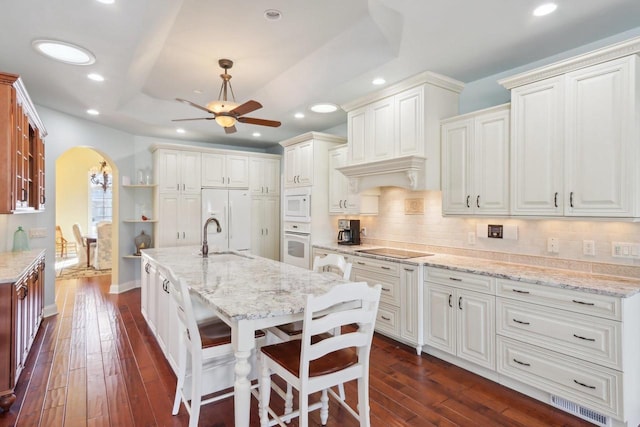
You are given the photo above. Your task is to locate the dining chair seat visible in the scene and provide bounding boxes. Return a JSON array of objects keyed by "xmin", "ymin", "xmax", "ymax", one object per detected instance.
[{"xmin": 200, "ymin": 320, "xmax": 265, "ymax": 348}]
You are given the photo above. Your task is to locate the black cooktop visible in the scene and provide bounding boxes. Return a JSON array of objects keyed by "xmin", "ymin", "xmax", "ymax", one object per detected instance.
[{"xmin": 355, "ymin": 248, "xmax": 434, "ymax": 259}]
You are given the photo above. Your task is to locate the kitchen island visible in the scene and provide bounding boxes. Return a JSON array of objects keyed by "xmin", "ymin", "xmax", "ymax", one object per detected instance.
[{"xmin": 140, "ymin": 246, "xmax": 350, "ymax": 427}]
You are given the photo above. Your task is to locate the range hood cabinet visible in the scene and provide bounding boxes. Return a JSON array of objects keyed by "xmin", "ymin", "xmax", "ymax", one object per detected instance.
[{"xmin": 336, "ymin": 155, "xmax": 426, "ymax": 193}]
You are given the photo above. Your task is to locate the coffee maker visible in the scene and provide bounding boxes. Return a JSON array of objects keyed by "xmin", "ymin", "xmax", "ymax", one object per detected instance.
[{"xmin": 337, "ymin": 219, "xmax": 361, "ymax": 245}]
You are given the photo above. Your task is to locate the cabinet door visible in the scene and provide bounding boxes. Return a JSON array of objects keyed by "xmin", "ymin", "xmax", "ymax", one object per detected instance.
[
  {"xmin": 511, "ymin": 77, "xmax": 564, "ymax": 215},
  {"xmin": 564, "ymin": 57, "xmax": 635, "ymax": 217},
  {"xmin": 140, "ymin": 258, "xmax": 150, "ymax": 320},
  {"xmin": 347, "ymin": 107, "xmax": 367, "ymax": 164},
  {"xmin": 249, "ymin": 158, "xmax": 265, "ymax": 195},
  {"xmin": 369, "ymin": 97, "xmax": 395, "ymax": 162},
  {"xmin": 441, "ymin": 119, "xmax": 473, "ymax": 214},
  {"xmin": 155, "ymin": 273, "xmax": 170, "ymax": 353},
  {"xmin": 263, "ymin": 158, "xmax": 280, "ymax": 195},
  {"xmin": 179, "ymin": 193, "xmax": 202, "ymax": 245},
  {"xmin": 456, "ymin": 289, "xmax": 495, "ymax": 370},
  {"xmin": 156, "ymin": 193, "xmax": 179, "ymax": 247},
  {"xmin": 250, "ymin": 197, "xmax": 264, "ymax": 257},
  {"xmin": 283, "ymin": 146, "xmax": 297, "ymax": 187},
  {"xmin": 156, "ymin": 149, "xmax": 181, "ymax": 192},
  {"xmin": 474, "ymin": 108, "xmax": 510, "ymax": 214},
  {"xmin": 296, "ymin": 141, "xmax": 314, "ymax": 186},
  {"xmin": 424, "ymin": 283, "xmax": 455, "ymax": 355},
  {"xmin": 262, "ymin": 196, "xmax": 280, "ymax": 260},
  {"xmin": 396, "ymin": 86, "xmax": 424, "ymax": 157},
  {"xmin": 400, "ymin": 266, "xmax": 419, "ymax": 343},
  {"xmin": 145, "ymin": 262, "xmax": 158, "ymax": 332},
  {"xmin": 328, "ymin": 147, "xmax": 347, "ymax": 214},
  {"xmin": 180, "ymin": 151, "xmax": 202, "ymax": 193},
  {"xmin": 226, "ymin": 155, "xmax": 249, "ymax": 188},
  {"xmin": 202, "ymin": 153, "xmax": 226, "ymax": 187}
]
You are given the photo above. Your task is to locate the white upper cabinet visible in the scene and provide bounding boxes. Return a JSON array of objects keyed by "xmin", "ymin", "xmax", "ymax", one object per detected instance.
[
  {"xmin": 510, "ymin": 78, "xmax": 564, "ymax": 216},
  {"xmin": 283, "ymin": 139, "xmax": 314, "ymax": 188},
  {"xmin": 341, "ymin": 72, "xmax": 463, "ymax": 191},
  {"xmin": 155, "ymin": 149, "xmax": 201, "ymax": 194},
  {"xmin": 249, "ymin": 157, "xmax": 280, "ymax": 195},
  {"xmin": 442, "ymin": 104, "xmax": 510, "ymax": 215},
  {"xmin": 502, "ymin": 48, "xmax": 640, "ymax": 218},
  {"xmin": 564, "ymin": 58, "xmax": 635, "ymax": 217},
  {"xmin": 328, "ymin": 145, "xmax": 379, "ymax": 215},
  {"xmin": 201, "ymin": 153, "xmax": 249, "ymax": 188}
]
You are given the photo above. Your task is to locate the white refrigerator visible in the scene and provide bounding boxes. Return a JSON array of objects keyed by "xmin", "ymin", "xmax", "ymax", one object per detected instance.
[{"xmin": 201, "ymin": 188, "xmax": 251, "ymax": 251}]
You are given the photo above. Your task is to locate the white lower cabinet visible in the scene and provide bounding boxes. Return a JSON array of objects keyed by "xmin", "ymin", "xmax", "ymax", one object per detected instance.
[
  {"xmin": 314, "ymin": 247, "xmax": 424, "ymax": 354},
  {"xmin": 424, "ymin": 274, "xmax": 496, "ymax": 370}
]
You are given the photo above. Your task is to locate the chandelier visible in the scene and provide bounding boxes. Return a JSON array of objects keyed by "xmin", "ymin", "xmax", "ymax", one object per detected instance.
[{"xmin": 90, "ymin": 160, "xmax": 111, "ymax": 192}]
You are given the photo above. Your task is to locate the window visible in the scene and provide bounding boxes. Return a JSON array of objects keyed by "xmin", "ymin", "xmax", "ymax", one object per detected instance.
[{"xmin": 88, "ymin": 173, "xmax": 112, "ymax": 235}]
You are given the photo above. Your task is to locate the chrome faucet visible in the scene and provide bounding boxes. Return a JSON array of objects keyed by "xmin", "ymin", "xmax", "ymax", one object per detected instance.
[{"xmin": 202, "ymin": 217, "xmax": 222, "ymax": 258}]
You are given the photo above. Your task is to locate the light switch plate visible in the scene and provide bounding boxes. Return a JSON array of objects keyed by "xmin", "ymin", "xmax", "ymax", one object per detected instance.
[{"xmin": 29, "ymin": 227, "xmax": 47, "ymax": 238}]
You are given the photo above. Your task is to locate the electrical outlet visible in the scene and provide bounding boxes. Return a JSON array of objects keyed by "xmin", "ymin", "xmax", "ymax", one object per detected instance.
[
  {"xmin": 583, "ymin": 240, "xmax": 595, "ymax": 256},
  {"xmin": 360, "ymin": 227, "xmax": 367, "ymax": 237},
  {"xmin": 29, "ymin": 227, "xmax": 47, "ymax": 238},
  {"xmin": 468, "ymin": 232, "xmax": 476, "ymax": 245},
  {"xmin": 612, "ymin": 242, "xmax": 640, "ymax": 259},
  {"xmin": 547, "ymin": 237, "xmax": 559, "ymax": 254}
]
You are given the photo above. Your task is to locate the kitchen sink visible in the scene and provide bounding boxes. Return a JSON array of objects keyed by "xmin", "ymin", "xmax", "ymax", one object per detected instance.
[{"xmin": 355, "ymin": 248, "xmax": 434, "ymax": 259}]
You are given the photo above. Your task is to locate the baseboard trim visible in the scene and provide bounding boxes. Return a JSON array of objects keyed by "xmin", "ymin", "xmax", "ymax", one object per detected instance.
[
  {"xmin": 109, "ymin": 280, "xmax": 140, "ymax": 294},
  {"xmin": 43, "ymin": 303, "xmax": 58, "ymax": 318}
]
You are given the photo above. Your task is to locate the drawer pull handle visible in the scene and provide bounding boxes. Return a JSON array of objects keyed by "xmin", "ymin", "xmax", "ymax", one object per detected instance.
[
  {"xmin": 458, "ymin": 296, "xmax": 462, "ymax": 310},
  {"xmin": 573, "ymin": 379, "xmax": 596, "ymax": 390},
  {"xmin": 572, "ymin": 299, "xmax": 595, "ymax": 306},
  {"xmin": 573, "ymin": 334, "xmax": 595, "ymax": 342},
  {"xmin": 404, "ymin": 268, "xmax": 414, "ymax": 272},
  {"xmin": 513, "ymin": 358, "xmax": 530, "ymax": 367},
  {"xmin": 448, "ymin": 294, "xmax": 452, "ymax": 308},
  {"xmin": 513, "ymin": 318, "xmax": 530, "ymax": 325},
  {"xmin": 382, "ymin": 287, "xmax": 391, "ymax": 292},
  {"xmin": 512, "ymin": 289, "xmax": 530, "ymax": 294},
  {"xmin": 380, "ymin": 266, "xmax": 391, "ymax": 270},
  {"xmin": 357, "ymin": 261, "xmax": 366, "ymax": 265},
  {"xmin": 381, "ymin": 315, "xmax": 391, "ymax": 321},
  {"xmin": 449, "ymin": 277, "xmax": 462, "ymax": 282}
]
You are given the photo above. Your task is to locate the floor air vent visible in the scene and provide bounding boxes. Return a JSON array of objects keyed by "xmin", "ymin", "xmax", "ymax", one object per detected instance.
[{"xmin": 550, "ymin": 395, "xmax": 609, "ymax": 427}]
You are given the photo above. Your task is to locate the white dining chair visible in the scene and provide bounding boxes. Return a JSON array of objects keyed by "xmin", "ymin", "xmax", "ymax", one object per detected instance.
[
  {"xmin": 93, "ymin": 221, "xmax": 112, "ymax": 270},
  {"xmin": 167, "ymin": 269, "xmax": 265, "ymax": 427},
  {"xmin": 258, "ymin": 281, "xmax": 382, "ymax": 427}
]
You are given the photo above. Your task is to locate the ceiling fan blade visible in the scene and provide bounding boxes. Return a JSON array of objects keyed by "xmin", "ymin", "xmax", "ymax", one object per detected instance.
[
  {"xmin": 237, "ymin": 116, "xmax": 281, "ymax": 127},
  {"xmin": 171, "ymin": 117, "xmax": 216, "ymax": 122},
  {"xmin": 176, "ymin": 98, "xmax": 216, "ymax": 114},
  {"xmin": 229, "ymin": 100, "xmax": 262, "ymax": 116},
  {"xmin": 224, "ymin": 125, "xmax": 237, "ymax": 134}
]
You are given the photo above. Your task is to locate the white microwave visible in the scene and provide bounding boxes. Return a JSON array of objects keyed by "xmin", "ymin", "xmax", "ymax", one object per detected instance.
[{"xmin": 284, "ymin": 187, "xmax": 311, "ymax": 222}]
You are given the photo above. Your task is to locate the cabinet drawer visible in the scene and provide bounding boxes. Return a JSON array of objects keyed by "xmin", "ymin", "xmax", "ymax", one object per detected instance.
[
  {"xmin": 425, "ymin": 267, "xmax": 495, "ymax": 294},
  {"xmin": 375, "ymin": 303, "xmax": 400, "ymax": 338},
  {"xmin": 352, "ymin": 256, "xmax": 399, "ymax": 276},
  {"xmin": 497, "ymin": 336, "xmax": 622, "ymax": 418},
  {"xmin": 497, "ymin": 299, "xmax": 621, "ymax": 369},
  {"xmin": 496, "ymin": 279, "xmax": 621, "ymax": 320},
  {"xmin": 285, "ymin": 222, "xmax": 310, "ymax": 233},
  {"xmin": 352, "ymin": 269, "xmax": 400, "ymax": 306}
]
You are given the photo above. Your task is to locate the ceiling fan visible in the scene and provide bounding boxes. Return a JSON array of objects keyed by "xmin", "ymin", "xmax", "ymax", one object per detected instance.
[{"xmin": 173, "ymin": 59, "xmax": 281, "ymax": 134}]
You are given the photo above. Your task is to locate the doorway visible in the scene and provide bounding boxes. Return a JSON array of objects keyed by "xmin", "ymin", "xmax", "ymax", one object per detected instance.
[{"xmin": 55, "ymin": 147, "xmax": 117, "ymax": 280}]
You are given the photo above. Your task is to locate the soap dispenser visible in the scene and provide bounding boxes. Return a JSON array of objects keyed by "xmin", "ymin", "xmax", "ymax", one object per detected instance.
[{"xmin": 12, "ymin": 226, "xmax": 29, "ymax": 252}]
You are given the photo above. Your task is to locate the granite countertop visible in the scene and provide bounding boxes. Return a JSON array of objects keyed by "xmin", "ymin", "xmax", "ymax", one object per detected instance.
[
  {"xmin": 0, "ymin": 249, "xmax": 45, "ymax": 283},
  {"xmin": 141, "ymin": 246, "xmax": 349, "ymax": 321},
  {"xmin": 314, "ymin": 243, "xmax": 640, "ymax": 298}
]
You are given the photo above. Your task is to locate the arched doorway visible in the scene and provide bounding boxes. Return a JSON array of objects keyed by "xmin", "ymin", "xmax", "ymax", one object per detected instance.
[{"xmin": 54, "ymin": 147, "xmax": 118, "ymax": 281}]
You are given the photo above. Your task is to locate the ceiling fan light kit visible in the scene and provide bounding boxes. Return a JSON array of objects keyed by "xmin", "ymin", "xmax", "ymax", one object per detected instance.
[{"xmin": 173, "ymin": 58, "xmax": 281, "ymax": 134}]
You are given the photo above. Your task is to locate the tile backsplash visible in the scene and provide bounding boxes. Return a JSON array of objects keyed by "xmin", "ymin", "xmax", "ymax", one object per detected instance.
[{"xmin": 356, "ymin": 188, "xmax": 640, "ymax": 279}]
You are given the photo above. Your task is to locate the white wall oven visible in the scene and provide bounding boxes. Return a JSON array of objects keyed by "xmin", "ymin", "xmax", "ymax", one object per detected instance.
[
  {"xmin": 283, "ymin": 187, "xmax": 311, "ymax": 223},
  {"xmin": 283, "ymin": 222, "xmax": 311, "ymax": 269}
]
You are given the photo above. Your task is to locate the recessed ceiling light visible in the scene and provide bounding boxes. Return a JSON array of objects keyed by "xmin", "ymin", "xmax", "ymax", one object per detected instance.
[
  {"xmin": 96, "ymin": 0, "xmax": 115, "ymax": 3},
  {"xmin": 193, "ymin": 89, "xmax": 203, "ymax": 94},
  {"xmin": 176, "ymin": 128, "xmax": 186, "ymax": 134},
  {"xmin": 87, "ymin": 73, "xmax": 104, "ymax": 82},
  {"xmin": 310, "ymin": 103, "xmax": 338, "ymax": 113},
  {"xmin": 252, "ymin": 132, "xmax": 261, "ymax": 137},
  {"xmin": 32, "ymin": 39, "xmax": 95, "ymax": 65},
  {"xmin": 294, "ymin": 112, "xmax": 305, "ymax": 119},
  {"xmin": 372, "ymin": 77, "xmax": 386, "ymax": 85},
  {"xmin": 533, "ymin": 3, "xmax": 557, "ymax": 16},
  {"xmin": 87, "ymin": 109, "xmax": 100, "ymax": 116},
  {"xmin": 264, "ymin": 9, "xmax": 282, "ymax": 20}
]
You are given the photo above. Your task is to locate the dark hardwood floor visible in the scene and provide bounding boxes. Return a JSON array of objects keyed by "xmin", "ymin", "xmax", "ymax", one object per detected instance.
[{"xmin": 0, "ymin": 275, "xmax": 593, "ymax": 427}]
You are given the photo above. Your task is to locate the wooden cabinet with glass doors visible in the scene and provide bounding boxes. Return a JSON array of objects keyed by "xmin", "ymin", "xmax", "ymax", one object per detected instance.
[{"xmin": 0, "ymin": 72, "xmax": 47, "ymax": 213}]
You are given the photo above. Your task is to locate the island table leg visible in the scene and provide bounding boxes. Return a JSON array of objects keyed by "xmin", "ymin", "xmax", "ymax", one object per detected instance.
[{"xmin": 233, "ymin": 320, "xmax": 255, "ymax": 427}]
